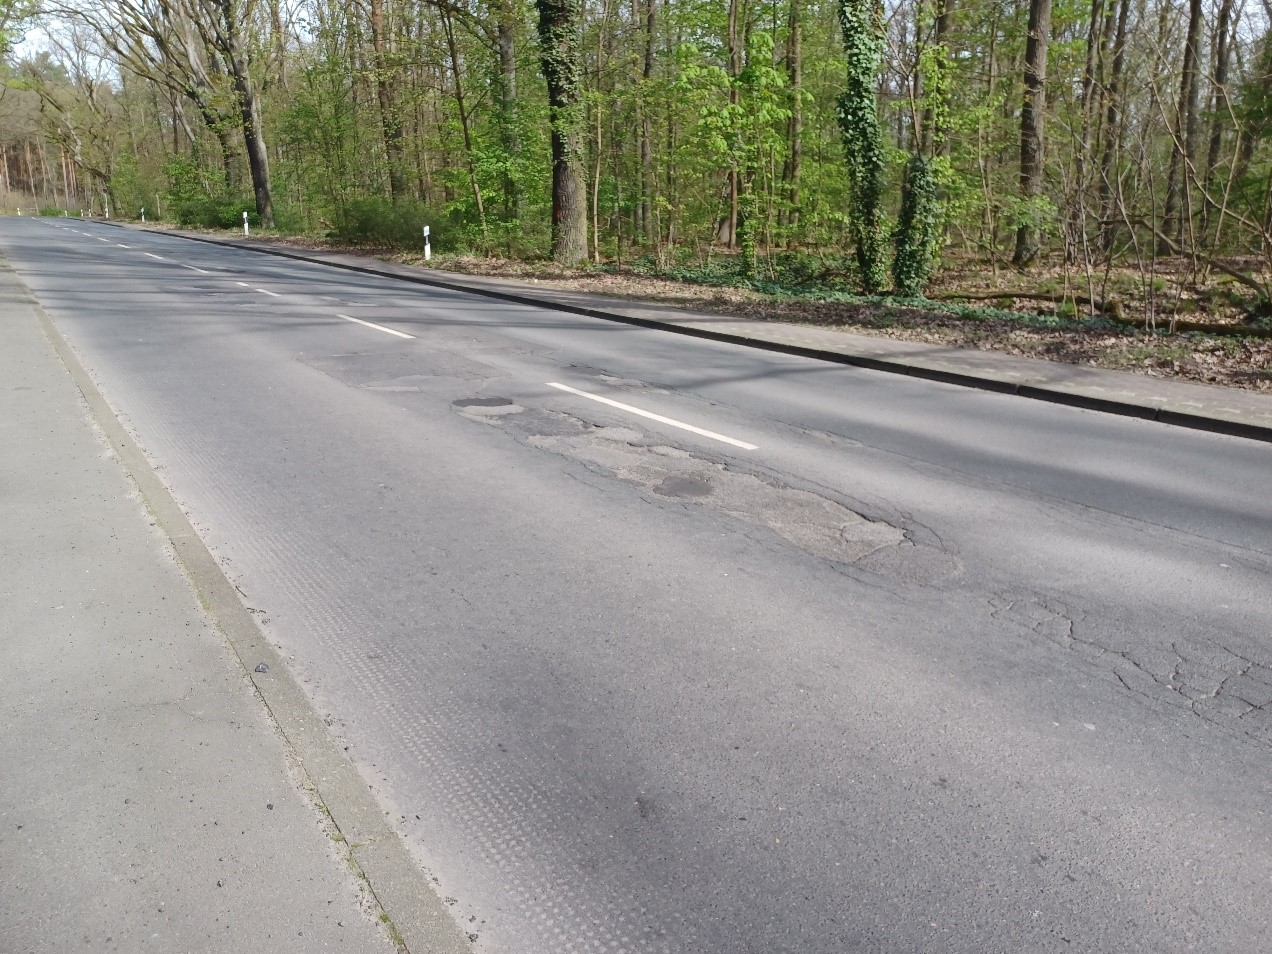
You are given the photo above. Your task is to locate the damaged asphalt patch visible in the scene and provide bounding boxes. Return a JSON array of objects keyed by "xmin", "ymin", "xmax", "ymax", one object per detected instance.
[{"xmin": 456, "ymin": 401, "xmax": 904, "ymax": 565}]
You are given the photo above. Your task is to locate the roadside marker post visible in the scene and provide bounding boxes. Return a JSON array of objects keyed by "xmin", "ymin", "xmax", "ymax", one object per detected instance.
[
  {"xmin": 423, "ymin": 225, "xmax": 431, "ymax": 261},
  {"xmin": 141, "ymin": 207, "xmax": 146, "ymax": 223},
  {"xmin": 243, "ymin": 211, "xmax": 250, "ymax": 236}
]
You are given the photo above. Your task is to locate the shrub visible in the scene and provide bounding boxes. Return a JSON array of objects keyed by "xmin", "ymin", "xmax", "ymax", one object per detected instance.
[{"xmin": 331, "ymin": 197, "xmax": 451, "ymax": 250}]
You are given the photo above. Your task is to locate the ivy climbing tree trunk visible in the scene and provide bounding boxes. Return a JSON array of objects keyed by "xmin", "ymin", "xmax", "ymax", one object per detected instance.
[
  {"xmin": 779, "ymin": 0, "xmax": 802, "ymax": 237},
  {"xmin": 836, "ymin": 0, "xmax": 887, "ymax": 293},
  {"xmin": 1012, "ymin": 0, "xmax": 1050, "ymax": 266},
  {"xmin": 536, "ymin": 0, "xmax": 588, "ymax": 264}
]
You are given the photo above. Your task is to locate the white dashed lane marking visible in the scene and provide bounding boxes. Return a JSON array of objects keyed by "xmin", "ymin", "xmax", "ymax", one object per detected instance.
[
  {"xmin": 336, "ymin": 313, "xmax": 415, "ymax": 339},
  {"xmin": 546, "ymin": 382, "xmax": 758, "ymax": 450}
]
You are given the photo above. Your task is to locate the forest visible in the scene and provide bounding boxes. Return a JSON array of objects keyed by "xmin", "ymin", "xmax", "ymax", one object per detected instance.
[{"xmin": 4, "ymin": 0, "xmax": 1272, "ymax": 369}]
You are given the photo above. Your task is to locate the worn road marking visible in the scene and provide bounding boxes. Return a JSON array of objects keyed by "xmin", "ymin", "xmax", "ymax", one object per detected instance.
[
  {"xmin": 336, "ymin": 313, "xmax": 415, "ymax": 339},
  {"xmin": 546, "ymin": 382, "xmax": 758, "ymax": 450},
  {"xmin": 180, "ymin": 264, "xmax": 210, "ymax": 274},
  {"xmin": 256, "ymin": 288, "xmax": 282, "ymax": 297},
  {"xmin": 144, "ymin": 252, "xmax": 164, "ymax": 260}
]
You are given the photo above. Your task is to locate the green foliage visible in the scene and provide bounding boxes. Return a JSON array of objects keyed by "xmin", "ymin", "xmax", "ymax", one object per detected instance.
[
  {"xmin": 164, "ymin": 157, "xmax": 257, "ymax": 229},
  {"xmin": 331, "ymin": 197, "xmax": 450, "ymax": 250},
  {"xmin": 38, "ymin": 204, "xmax": 61, "ymax": 216},
  {"xmin": 892, "ymin": 155, "xmax": 941, "ymax": 297},
  {"xmin": 836, "ymin": 0, "xmax": 888, "ymax": 294}
]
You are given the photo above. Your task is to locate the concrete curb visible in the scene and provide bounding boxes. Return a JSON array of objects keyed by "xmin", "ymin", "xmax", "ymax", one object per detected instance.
[
  {"xmin": 22, "ymin": 260, "xmax": 470, "ymax": 954},
  {"xmin": 128, "ymin": 223, "xmax": 1272, "ymax": 444}
]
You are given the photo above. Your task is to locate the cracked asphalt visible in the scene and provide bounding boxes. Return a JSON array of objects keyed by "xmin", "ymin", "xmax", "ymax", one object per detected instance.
[{"xmin": 8, "ymin": 217, "xmax": 1272, "ymax": 953}]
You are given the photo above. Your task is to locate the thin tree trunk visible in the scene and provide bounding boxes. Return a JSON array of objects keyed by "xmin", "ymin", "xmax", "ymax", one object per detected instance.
[
  {"xmin": 779, "ymin": 0, "xmax": 802, "ymax": 237},
  {"xmin": 442, "ymin": 10, "xmax": 487, "ymax": 234},
  {"xmin": 1202, "ymin": 0, "xmax": 1236, "ymax": 236},
  {"xmin": 1161, "ymin": 0, "xmax": 1203, "ymax": 250},
  {"xmin": 497, "ymin": 0, "xmax": 521, "ymax": 220},
  {"xmin": 723, "ymin": 0, "xmax": 742, "ymax": 247},
  {"xmin": 1013, "ymin": 0, "xmax": 1052, "ymax": 266},
  {"xmin": 639, "ymin": 0, "xmax": 655, "ymax": 244},
  {"xmin": 1098, "ymin": 0, "xmax": 1129, "ymax": 251},
  {"xmin": 920, "ymin": 0, "xmax": 953, "ymax": 156}
]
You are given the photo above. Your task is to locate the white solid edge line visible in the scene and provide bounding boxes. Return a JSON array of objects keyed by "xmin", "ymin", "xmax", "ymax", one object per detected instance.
[
  {"xmin": 337, "ymin": 313, "xmax": 415, "ymax": 339},
  {"xmin": 144, "ymin": 252, "xmax": 164, "ymax": 260},
  {"xmin": 546, "ymin": 382, "xmax": 757, "ymax": 450},
  {"xmin": 255, "ymin": 288, "xmax": 282, "ymax": 297}
]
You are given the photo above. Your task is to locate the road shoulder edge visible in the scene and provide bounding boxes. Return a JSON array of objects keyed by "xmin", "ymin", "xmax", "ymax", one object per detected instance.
[{"xmin": 18, "ymin": 258, "xmax": 471, "ymax": 954}]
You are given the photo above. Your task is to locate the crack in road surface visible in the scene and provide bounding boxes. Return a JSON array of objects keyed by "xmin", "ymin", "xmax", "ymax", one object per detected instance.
[{"xmin": 991, "ymin": 593, "xmax": 1272, "ymax": 745}]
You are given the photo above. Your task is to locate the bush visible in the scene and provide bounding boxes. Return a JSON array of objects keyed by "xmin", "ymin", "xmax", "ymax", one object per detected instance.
[
  {"xmin": 164, "ymin": 157, "xmax": 258, "ymax": 230},
  {"xmin": 39, "ymin": 205, "xmax": 62, "ymax": 217},
  {"xmin": 331, "ymin": 197, "xmax": 449, "ymax": 250}
]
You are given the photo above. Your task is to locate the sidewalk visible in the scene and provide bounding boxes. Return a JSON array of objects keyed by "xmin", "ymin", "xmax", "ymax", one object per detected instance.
[
  {"xmin": 0, "ymin": 261, "xmax": 398, "ymax": 952},
  {"xmin": 149, "ymin": 226, "xmax": 1272, "ymax": 443}
]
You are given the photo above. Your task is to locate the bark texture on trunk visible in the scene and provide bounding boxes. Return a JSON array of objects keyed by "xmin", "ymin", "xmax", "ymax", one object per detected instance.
[
  {"xmin": 369, "ymin": 0, "xmax": 408, "ymax": 200},
  {"xmin": 212, "ymin": 0, "xmax": 274, "ymax": 227},
  {"xmin": 1013, "ymin": 0, "xmax": 1051, "ymax": 266},
  {"xmin": 536, "ymin": 0, "xmax": 588, "ymax": 263},
  {"xmin": 1161, "ymin": 0, "xmax": 1203, "ymax": 250}
]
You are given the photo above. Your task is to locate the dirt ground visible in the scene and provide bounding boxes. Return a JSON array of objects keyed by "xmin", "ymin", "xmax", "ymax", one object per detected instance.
[{"xmin": 203, "ymin": 231, "xmax": 1272, "ymax": 393}]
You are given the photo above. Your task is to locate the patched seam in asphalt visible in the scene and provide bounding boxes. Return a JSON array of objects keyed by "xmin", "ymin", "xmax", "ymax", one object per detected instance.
[
  {"xmin": 116, "ymin": 221, "xmax": 1272, "ymax": 445},
  {"xmin": 19, "ymin": 260, "xmax": 470, "ymax": 954}
]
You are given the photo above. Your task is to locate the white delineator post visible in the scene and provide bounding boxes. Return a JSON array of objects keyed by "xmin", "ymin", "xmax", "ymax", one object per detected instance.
[
  {"xmin": 423, "ymin": 225, "xmax": 431, "ymax": 261},
  {"xmin": 243, "ymin": 211, "xmax": 250, "ymax": 236},
  {"xmin": 141, "ymin": 208, "xmax": 146, "ymax": 223}
]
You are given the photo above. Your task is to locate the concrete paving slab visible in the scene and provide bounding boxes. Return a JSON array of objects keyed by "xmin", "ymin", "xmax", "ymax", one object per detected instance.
[{"xmin": 0, "ymin": 260, "xmax": 397, "ymax": 953}]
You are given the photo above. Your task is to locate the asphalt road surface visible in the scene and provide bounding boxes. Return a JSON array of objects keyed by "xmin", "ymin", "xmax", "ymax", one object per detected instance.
[{"xmin": 10, "ymin": 217, "xmax": 1272, "ymax": 954}]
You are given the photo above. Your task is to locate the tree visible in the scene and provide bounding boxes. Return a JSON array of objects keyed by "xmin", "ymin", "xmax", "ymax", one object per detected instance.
[
  {"xmin": 536, "ymin": 0, "xmax": 587, "ymax": 264},
  {"xmin": 836, "ymin": 0, "xmax": 886, "ymax": 293},
  {"xmin": 1013, "ymin": 0, "xmax": 1051, "ymax": 266}
]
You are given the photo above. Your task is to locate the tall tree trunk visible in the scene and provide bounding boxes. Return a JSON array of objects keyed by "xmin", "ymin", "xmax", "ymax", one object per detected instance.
[
  {"xmin": 1202, "ymin": 0, "xmax": 1236, "ymax": 235},
  {"xmin": 1161, "ymin": 0, "xmax": 1203, "ymax": 251},
  {"xmin": 920, "ymin": 0, "xmax": 953, "ymax": 157},
  {"xmin": 779, "ymin": 0, "xmax": 802, "ymax": 237},
  {"xmin": 215, "ymin": 0, "xmax": 275, "ymax": 227},
  {"xmin": 442, "ymin": 10, "xmax": 487, "ymax": 233},
  {"xmin": 1013, "ymin": 0, "xmax": 1052, "ymax": 266},
  {"xmin": 1097, "ymin": 0, "xmax": 1129, "ymax": 251},
  {"xmin": 639, "ymin": 0, "xmax": 656, "ymax": 244},
  {"xmin": 496, "ymin": 0, "xmax": 521, "ymax": 220},
  {"xmin": 536, "ymin": 0, "xmax": 588, "ymax": 263},
  {"xmin": 721, "ymin": 0, "xmax": 742, "ymax": 247},
  {"xmin": 369, "ymin": 0, "xmax": 407, "ymax": 200}
]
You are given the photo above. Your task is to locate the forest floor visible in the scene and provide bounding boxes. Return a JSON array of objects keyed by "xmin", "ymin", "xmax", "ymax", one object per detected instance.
[{"xmin": 183, "ymin": 229, "xmax": 1272, "ymax": 393}]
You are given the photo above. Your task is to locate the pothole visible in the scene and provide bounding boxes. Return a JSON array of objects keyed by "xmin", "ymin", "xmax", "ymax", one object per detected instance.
[
  {"xmin": 453, "ymin": 397, "xmax": 515, "ymax": 407},
  {"xmin": 453, "ymin": 396, "xmax": 525, "ymax": 416},
  {"xmin": 504, "ymin": 411, "xmax": 904, "ymax": 565},
  {"xmin": 653, "ymin": 475, "xmax": 713, "ymax": 498}
]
